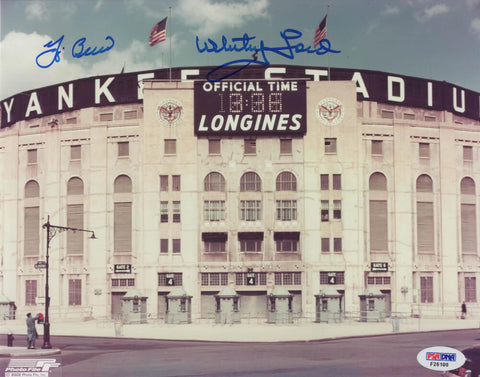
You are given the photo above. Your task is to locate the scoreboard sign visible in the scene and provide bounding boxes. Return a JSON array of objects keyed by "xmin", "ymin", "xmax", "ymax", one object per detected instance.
[{"xmin": 194, "ymin": 80, "xmax": 307, "ymax": 136}]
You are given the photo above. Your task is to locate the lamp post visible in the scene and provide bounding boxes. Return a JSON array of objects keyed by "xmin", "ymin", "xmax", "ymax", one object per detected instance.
[{"xmin": 41, "ymin": 215, "xmax": 96, "ymax": 349}]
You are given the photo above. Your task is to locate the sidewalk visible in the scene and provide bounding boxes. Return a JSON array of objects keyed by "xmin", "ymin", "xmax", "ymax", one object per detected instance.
[{"xmin": 0, "ymin": 316, "xmax": 478, "ymax": 357}]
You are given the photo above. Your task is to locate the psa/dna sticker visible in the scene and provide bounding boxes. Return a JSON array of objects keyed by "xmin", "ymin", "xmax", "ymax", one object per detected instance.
[{"xmin": 417, "ymin": 346, "xmax": 466, "ymax": 371}]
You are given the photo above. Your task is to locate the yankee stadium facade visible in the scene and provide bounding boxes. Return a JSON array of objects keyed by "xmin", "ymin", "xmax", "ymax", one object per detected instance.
[{"xmin": 0, "ymin": 64, "xmax": 478, "ymax": 321}]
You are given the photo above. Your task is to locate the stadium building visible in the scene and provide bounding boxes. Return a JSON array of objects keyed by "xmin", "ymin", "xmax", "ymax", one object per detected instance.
[{"xmin": 0, "ymin": 64, "xmax": 479, "ymax": 321}]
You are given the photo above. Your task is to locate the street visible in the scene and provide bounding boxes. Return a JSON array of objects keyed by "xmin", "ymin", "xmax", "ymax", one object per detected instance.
[{"xmin": 3, "ymin": 329, "xmax": 478, "ymax": 377}]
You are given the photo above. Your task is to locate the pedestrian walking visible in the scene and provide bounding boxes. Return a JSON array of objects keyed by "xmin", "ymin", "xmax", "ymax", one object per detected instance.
[
  {"xmin": 461, "ymin": 301, "xmax": 467, "ymax": 319},
  {"xmin": 26, "ymin": 313, "xmax": 39, "ymax": 349}
]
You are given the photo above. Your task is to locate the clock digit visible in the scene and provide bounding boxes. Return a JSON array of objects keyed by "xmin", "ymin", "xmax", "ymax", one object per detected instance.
[
  {"xmin": 230, "ymin": 93, "xmax": 243, "ymax": 113},
  {"xmin": 269, "ymin": 92, "xmax": 282, "ymax": 113},
  {"xmin": 251, "ymin": 92, "xmax": 264, "ymax": 113}
]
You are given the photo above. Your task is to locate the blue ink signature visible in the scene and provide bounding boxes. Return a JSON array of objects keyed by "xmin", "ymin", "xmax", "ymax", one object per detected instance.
[
  {"xmin": 72, "ymin": 36, "xmax": 114, "ymax": 58},
  {"xmin": 36, "ymin": 35, "xmax": 115, "ymax": 69},
  {"xmin": 196, "ymin": 29, "xmax": 341, "ymax": 81}
]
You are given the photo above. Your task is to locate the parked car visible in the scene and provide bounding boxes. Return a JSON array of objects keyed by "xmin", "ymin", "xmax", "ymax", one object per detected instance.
[{"xmin": 442, "ymin": 345, "xmax": 480, "ymax": 377}]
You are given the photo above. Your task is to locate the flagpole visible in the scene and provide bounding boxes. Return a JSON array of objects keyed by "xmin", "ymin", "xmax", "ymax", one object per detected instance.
[
  {"xmin": 326, "ymin": 4, "xmax": 330, "ymax": 81},
  {"xmin": 169, "ymin": 6, "xmax": 172, "ymax": 82}
]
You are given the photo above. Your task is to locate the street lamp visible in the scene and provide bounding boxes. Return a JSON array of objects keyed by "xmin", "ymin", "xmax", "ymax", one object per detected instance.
[{"xmin": 41, "ymin": 215, "xmax": 96, "ymax": 349}]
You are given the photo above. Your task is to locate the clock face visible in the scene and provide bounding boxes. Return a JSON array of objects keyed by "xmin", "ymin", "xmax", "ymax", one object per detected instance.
[
  {"xmin": 156, "ymin": 99, "xmax": 184, "ymax": 126},
  {"xmin": 316, "ymin": 97, "xmax": 344, "ymax": 126},
  {"xmin": 194, "ymin": 80, "xmax": 307, "ymax": 136}
]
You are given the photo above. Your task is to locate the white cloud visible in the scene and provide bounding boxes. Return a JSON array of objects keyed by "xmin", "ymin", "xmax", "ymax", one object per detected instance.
[
  {"xmin": 25, "ymin": 0, "xmax": 48, "ymax": 20},
  {"xmin": 416, "ymin": 4, "xmax": 449, "ymax": 22},
  {"xmin": 471, "ymin": 18, "xmax": 480, "ymax": 38},
  {"xmin": 176, "ymin": 0, "xmax": 270, "ymax": 35},
  {"xmin": 382, "ymin": 5, "xmax": 400, "ymax": 16}
]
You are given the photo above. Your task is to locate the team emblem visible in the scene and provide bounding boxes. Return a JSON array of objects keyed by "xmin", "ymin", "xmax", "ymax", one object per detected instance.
[
  {"xmin": 156, "ymin": 99, "xmax": 183, "ymax": 126},
  {"xmin": 316, "ymin": 98, "xmax": 344, "ymax": 126}
]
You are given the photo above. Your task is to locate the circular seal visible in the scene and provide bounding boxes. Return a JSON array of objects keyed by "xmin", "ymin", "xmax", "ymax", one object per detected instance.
[
  {"xmin": 156, "ymin": 99, "xmax": 183, "ymax": 126},
  {"xmin": 316, "ymin": 97, "xmax": 344, "ymax": 126}
]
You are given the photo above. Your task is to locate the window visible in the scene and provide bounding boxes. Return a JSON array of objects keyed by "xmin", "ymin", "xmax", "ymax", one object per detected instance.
[
  {"xmin": 420, "ymin": 276, "xmax": 433, "ymax": 303},
  {"xmin": 114, "ymin": 175, "xmax": 132, "ymax": 193},
  {"xmin": 172, "ymin": 239, "xmax": 181, "ymax": 253},
  {"xmin": 369, "ymin": 173, "xmax": 388, "ymax": 252},
  {"xmin": 114, "ymin": 202, "xmax": 132, "ymax": 253},
  {"xmin": 461, "ymin": 177, "xmax": 477, "ymax": 254},
  {"xmin": 324, "ymin": 138, "xmax": 337, "ymax": 154},
  {"xmin": 25, "ymin": 180, "xmax": 40, "ymax": 198},
  {"xmin": 244, "ymin": 138, "xmax": 256, "ymax": 154},
  {"xmin": 112, "ymin": 278, "xmax": 135, "ymax": 287},
  {"xmin": 25, "ymin": 280, "xmax": 37, "ymax": 305},
  {"xmin": 240, "ymin": 172, "xmax": 261, "ymax": 191},
  {"xmin": 172, "ymin": 175, "xmax": 181, "ymax": 191},
  {"xmin": 463, "ymin": 146, "xmax": 473, "ymax": 162},
  {"xmin": 276, "ymin": 172, "xmax": 297, "ymax": 191},
  {"xmin": 160, "ymin": 175, "xmax": 168, "ymax": 191},
  {"xmin": 204, "ymin": 200, "xmax": 225, "ymax": 221},
  {"xmin": 209, "ymin": 139, "xmax": 221, "ymax": 154},
  {"xmin": 465, "ymin": 277, "xmax": 477, "ymax": 303},
  {"xmin": 321, "ymin": 201, "xmax": 329, "ymax": 221},
  {"xmin": 205, "ymin": 241, "xmax": 226, "ymax": 252},
  {"xmin": 66, "ymin": 117, "xmax": 77, "ymax": 124},
  {"xmin": 164, "ymin": 139, "xmax": 176, "ymax": 155},
  {"xmin": 320, "ymin": 174, "xmax": 329, "ymax": 190},
  {"xmin": 24, "ymin": 207, "xmax": 39, "ymax": 256},
  {"xmin": 70, "ymin": 145, "xmax": 81, "ymax": 160},
  {"xmin": 68, "ymin": 279, "xmax": 82, "ymax": 306},
  {"xmin": 280, "ymin": 138, "xmax": 292, "ymax": 154},
  {"xmin": 67, "ymin": 204, "xmax": 84, "ymax": 255},
  {"xmin": 424, "ymin": 115, "xmax": 436, "ymax": 122},
  {"xmin": 333, "ymin": 238, "xmax": 342, "ymax": 252},
  {"xmin": 276, "ymin": 200, "xmax": 297, "ymax": 221},
  {"xmin": 381, "ymin": 110, "xmax": 394, "ymax": 119},
  {"xmin": 419, "ymin": 143, "xmax": 430, "ymax": 159},
  {"xmin": 27, "ymin": 149, "xmax": 37, "ymax": 164},
  {"xmin": 160, "ymin": 239, "xmax": 168, "ymax": 253},
  {"xmin": 332, "ymin": 174, "xmax": 341, "ymax": 190},
  {"xmin": 333, "ymin": 200, "xmax": 341, "ymax": 219},
  {"xmin": 371, "ymin": 140, "xmax": 383, "ymax": 155},
  {"xmin": 274, "ymin": 272, "xmax": 301, "ymax": 285},
  {"xmin": 160, "ymin": 201, "xmax": 168, "ymax": 222},
  {"xmin": 204, "ymin": 172, "xmax": 225, "ymax": 192},
  {"xmin": 321, "ymin": 238, "xmax": 329, "ymax": 253},
  {"xmin": 202, "ymin": 273, "xmax": 228, "ymax": 286},
  {"xmin": 404, "ymin": 113, "xmax": 415, "ymax": 120},
  {"xmin": 124, "ymin": 110, "xmax": 137, "ymax": 120},
  {"xmin": 100, "ymin": 112, "xmax": 113, "ymax": 121},
  {"xmin": 172, "ymin": 201, "xmax": 181, "ymax": 222},
  {"xmin": 275, "ymin": 232, "xmax": 299, "ymax": 252},
  {"xmin": 240, "ymin": 200, "xmax": 262, "ymax": 221},
  {"xmin": 118, "ymin": 142, "xmax": 129, "ymax": 157},
  {"xmin": 67, "ymin": 177, "xmax": 84, "ymax": 196},
  {"xmin": 238, "ymin": 232, "xmax": 263, "ymax": 252}
]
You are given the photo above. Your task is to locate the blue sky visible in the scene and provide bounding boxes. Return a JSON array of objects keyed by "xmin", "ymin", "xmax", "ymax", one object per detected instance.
[{"xmin": 1, "ymin": 0, "xmax": 479, "ymax": 100}]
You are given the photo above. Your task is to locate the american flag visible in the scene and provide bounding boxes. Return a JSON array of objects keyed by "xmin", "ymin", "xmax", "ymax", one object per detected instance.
[
  {"xmin": 314, "ymin": 15, "xmax": 327, "ymax": 47},
  {"xmin": 149, "ymin": 17, "xmax": 167, "ymax": 46}
]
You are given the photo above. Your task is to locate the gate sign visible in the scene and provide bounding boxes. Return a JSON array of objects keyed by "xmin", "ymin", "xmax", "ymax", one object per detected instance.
[
  {"xmin": 114, "ymin": 264, "xmax": 132, "ymax": 273},
  {"xmin": 328, "ymin": 272, "xmax": 337, "ymax": 285},
  {"xmin": 166, "ymin": 273, "xmax": 175, "ymax": 286},
  {"xmin": 246, "ymin": 272, "xmax": 256, "ymax": 286},
  {"xmin": 371, "ymin": 262, "xmax": 389, "ymax": 272},
  {"xmin": 34, "ymin": 261, "xmax": 47, "ymax": 269}
]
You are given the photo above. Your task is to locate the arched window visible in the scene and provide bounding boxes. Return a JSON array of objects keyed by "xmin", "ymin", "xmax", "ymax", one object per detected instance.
[
  {"xmin": 369, "ymin": 172, "xmax": 387, "ymax": 252},
  {"xmin": 416, "ymin": 174, "xmax": 433, "ymax": 192},
  {"xmin": 460, "ymin": 177, "xmax": 477, "ymax": 254},
  {"xmin": 240, "ymin": 172, "xmax": 261, "ymax": 192},
  {"xmin": 114, "ymin": 175, "xmax": 132, "ymax": 193},
  {"xmin": 276, "ymin": 172, "xmax": 297, "ymax": 191},
  {"xmin": 416, "ymin": 174, "xmax": 434, "ymax": 254},
  {"xmin": 369, "ymin": 172, "xmax": 387, "ymax": 191},
  {"xmin": 204, "ymin": 172, "xmax": 225, "ymax": 192},
  {"xmin": 67, "ymin": 177, "xmax": 84, "ymax": 196},
  {"xmin": 25, "ymin": 180, "xmax": 39, "ymax": 198}
]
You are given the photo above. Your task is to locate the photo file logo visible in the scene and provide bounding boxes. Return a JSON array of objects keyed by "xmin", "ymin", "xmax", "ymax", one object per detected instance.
[{"xmin": 5, "ymin": 358, "xmax": 61, "ymax": 376}]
